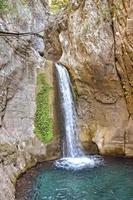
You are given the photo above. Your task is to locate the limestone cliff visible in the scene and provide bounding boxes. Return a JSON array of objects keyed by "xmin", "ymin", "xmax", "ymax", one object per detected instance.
[
  {"xmin": 58, "ymin": 0, "xmax": 133, "ymax": 156},
  {"xmin": 0, "ymin": 1, "xmax": 59, "ymax": 200},
  {"xmin": 0, "ymin": 0, "xmax": 133, "ymax": 199},
  {"xmin": 111, "ymin": 0, "xmax": 133, "ymax": 156}
]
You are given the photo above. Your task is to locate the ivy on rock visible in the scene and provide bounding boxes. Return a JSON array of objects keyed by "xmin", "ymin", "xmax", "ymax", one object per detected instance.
[{"xmin": 34, "ymin": 73, "xmax": 53, "ymax": 143}]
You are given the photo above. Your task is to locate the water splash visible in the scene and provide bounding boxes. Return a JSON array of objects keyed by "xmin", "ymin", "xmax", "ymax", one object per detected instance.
[{"xmin": 55, "ymin": 156, "xmax": 103, "ymax": 170}]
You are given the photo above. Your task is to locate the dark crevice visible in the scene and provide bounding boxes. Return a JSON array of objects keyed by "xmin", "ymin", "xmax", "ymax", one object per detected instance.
[{"xmin": 0, "ymin": 31, "xmax": 44, "ymax": 39}]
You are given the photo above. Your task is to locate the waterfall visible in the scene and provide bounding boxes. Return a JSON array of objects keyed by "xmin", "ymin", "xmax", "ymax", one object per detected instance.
[
  {"xmin": 56, "ymin": 63, "xmax": 83, "ymax": 158},
  {"xmin": 55, "ymin": 64, "xmax": 103, "ymax": 170}
]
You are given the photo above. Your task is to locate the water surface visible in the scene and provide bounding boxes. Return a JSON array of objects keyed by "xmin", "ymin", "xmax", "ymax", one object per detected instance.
[{"xmin": 16, "ymin": 158, "xmax": 133, "ymax": 200}]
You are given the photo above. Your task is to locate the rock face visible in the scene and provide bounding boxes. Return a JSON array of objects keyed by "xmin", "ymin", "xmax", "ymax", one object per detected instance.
[
  {"xmin": 0, "ymin": 0, "xmax": 133, "ymax": 199},
  {"xmin": 111, "ymin": 0, "xmax": 133, "ymax": 156},
  {"xmin": 59, "ymin": 0, "xmax": 133, "ymax": 156},
  {"xmin": 0, "ymin": 1, "xmax": 60, "ymax": 200}
]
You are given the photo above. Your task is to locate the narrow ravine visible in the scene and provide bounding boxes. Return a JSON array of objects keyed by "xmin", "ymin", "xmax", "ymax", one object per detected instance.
[{"xmin": 0, "ymin": 1, "xmax": 133, "ymax": 200}]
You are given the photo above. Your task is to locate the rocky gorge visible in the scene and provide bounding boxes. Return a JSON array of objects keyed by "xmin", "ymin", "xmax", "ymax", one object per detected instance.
[{"xmin": 0, "ymin": 0, "xmax": 133, "ymax": 199}]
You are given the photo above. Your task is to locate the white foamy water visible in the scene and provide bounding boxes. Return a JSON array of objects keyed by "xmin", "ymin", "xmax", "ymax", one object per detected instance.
[
  {"xmin": 55, "ymin": 156, "xmax": 103, "ymax": 170},
  {"xmin": 55, "ymin": 64, "xmax": 103, "ymax": 170}
]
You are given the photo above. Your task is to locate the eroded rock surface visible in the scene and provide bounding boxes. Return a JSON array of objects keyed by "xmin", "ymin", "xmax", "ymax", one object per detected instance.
[
  {"xmin": 0, "ymin": 1, "xmax": 59, "ymax": 200},
  {"xmin": 111, "ymin": 0, "xmax": 133, "ymax": 156},
  {"xmin": 59, "ymin": 0, "xmax": 133, "ymax": 156}
]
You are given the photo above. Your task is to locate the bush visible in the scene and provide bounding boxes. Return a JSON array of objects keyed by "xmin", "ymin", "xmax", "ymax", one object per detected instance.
[{"xmin": 34, "ymin": 73, "xmax": 53, "ymax": 143}]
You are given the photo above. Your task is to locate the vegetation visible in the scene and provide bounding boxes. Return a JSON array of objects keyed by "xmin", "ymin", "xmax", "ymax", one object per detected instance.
[
  {"xmin": 0, "ymin": 0, "xmax": 9, "ymax": 14},
  {"xmin": 50, "ymin": 0, "xmax": 69, "ymax": 13},
  {"xmin": 34, "ymin": 73, "xmax": 53, "ymax": 143}
]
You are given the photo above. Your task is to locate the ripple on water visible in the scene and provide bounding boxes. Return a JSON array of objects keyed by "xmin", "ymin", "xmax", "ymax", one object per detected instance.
[{"xmin": 16, "ymin": 158, "xmax": 133, "ymax": 200}]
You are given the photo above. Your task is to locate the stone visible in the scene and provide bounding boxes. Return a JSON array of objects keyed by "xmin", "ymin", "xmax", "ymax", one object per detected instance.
[
  {"xmin": 0, "ymin": 0, "xmax": 133, "ymax": 199},
  {"xmin": 0, "ymin": 1, "xmax": 60, "ymax": 200},
  {"xmin": 58, "ymin": 0, "xmax": 133, "ymax": 156}
]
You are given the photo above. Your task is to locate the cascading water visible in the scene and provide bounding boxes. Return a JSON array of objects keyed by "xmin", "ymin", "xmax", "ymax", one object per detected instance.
[
  {"xmin": 55, "ymin": 64, "xmax": 103, "ymax": 170},
  {"xmin": 56, "ymin": 63, "xmax": 83, "ymax": 158}
]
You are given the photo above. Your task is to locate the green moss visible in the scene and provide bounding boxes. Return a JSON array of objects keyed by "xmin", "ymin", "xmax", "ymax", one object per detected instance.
[
  {"xmin": 50, "ymin": 0, "xmax": 69, "ymax": 13},
  {"xmin": 0, "ymin": 0, "xmax": 9, "ymax": 14},
  {"xmin": 34, "ymin": 73, "xmax": 53, "ymax": 144}
]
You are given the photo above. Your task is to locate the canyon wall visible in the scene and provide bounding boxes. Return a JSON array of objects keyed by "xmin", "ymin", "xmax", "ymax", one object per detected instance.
[
  {"xmin": 59, "ymin": 0, "xmax": 133, "ymax": 156},
  {"xmin": 111, "ymin": 0, "xmax": 133, "ymax": 156},
  {"xmin": 0, "ymin": 1, "xmax": 59, "ymax": 200},
  {"xmin": 0, "ymin": 0, "xmax": 133, "ymax": 199}
]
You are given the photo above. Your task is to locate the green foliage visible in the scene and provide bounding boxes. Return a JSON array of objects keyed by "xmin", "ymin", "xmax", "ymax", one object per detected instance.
[
  {"xmin": 50, "ymin": 0, "xmax": 69, "ymax": 13},
  {"xmin": 0, "ymin": 0, "xmax": 9, "ymax": 14},
  {"xmin": 34, "ymin": 73, "xmax": 53, "ymax": 143}
]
